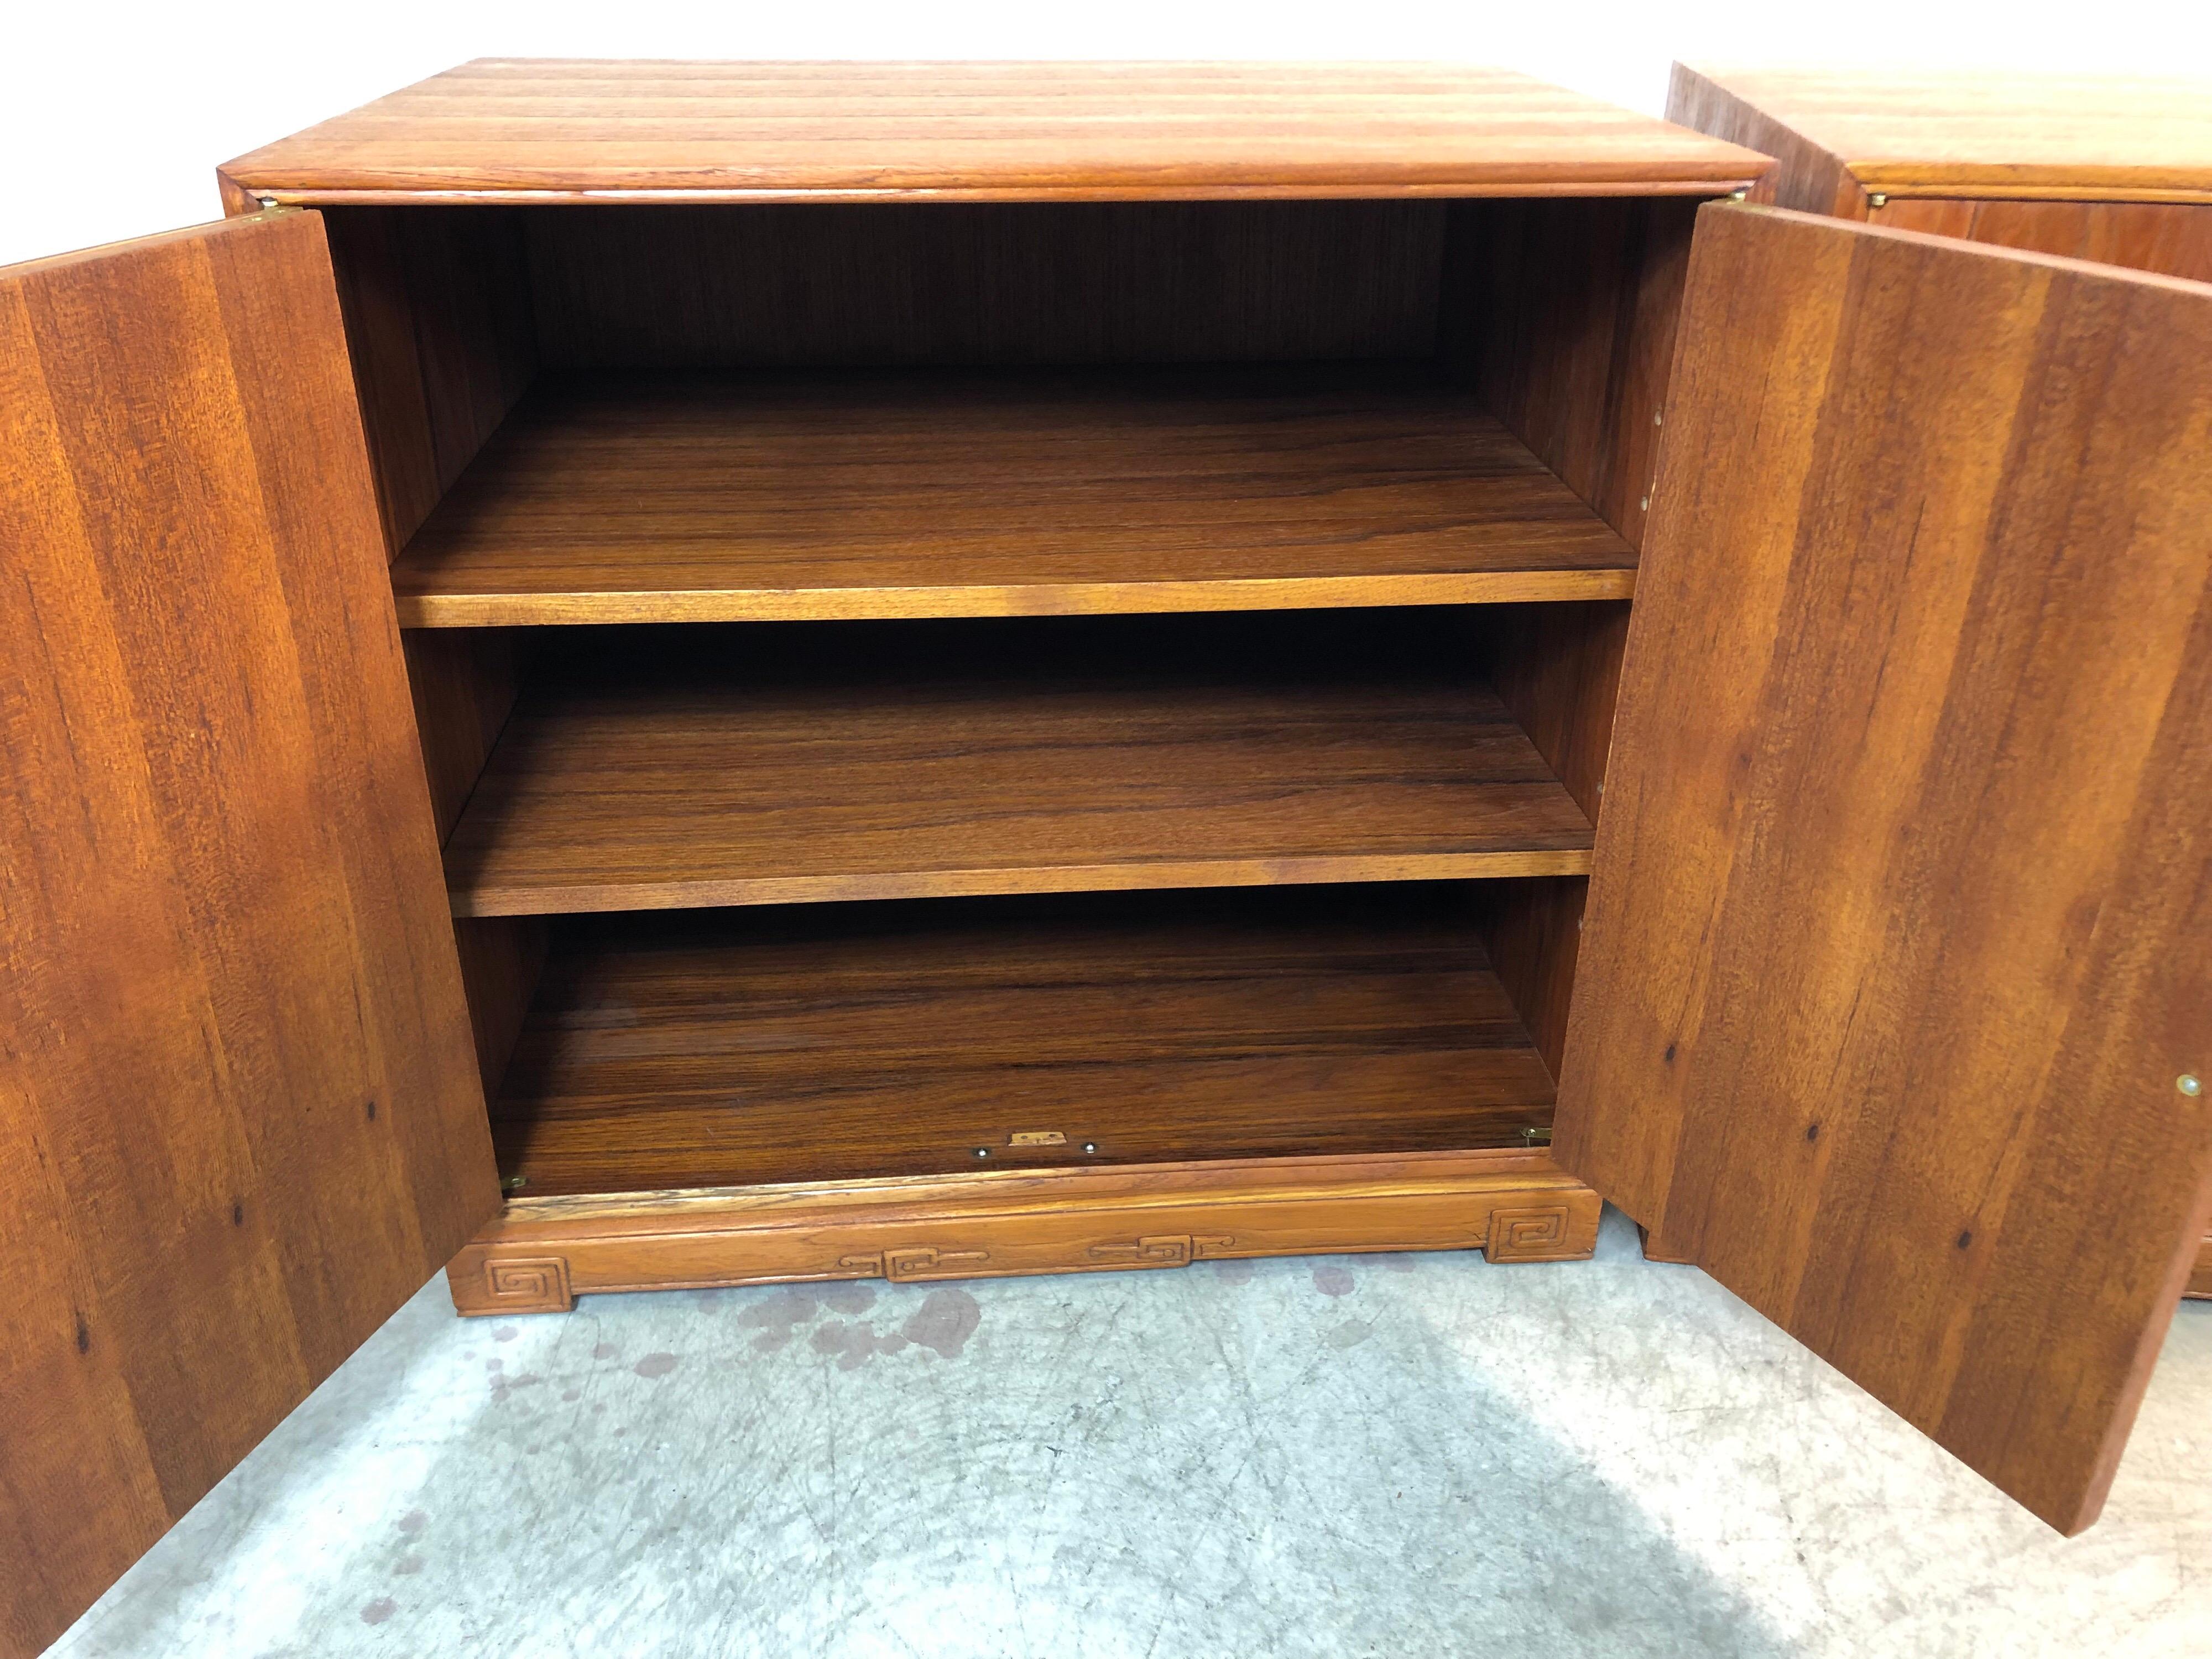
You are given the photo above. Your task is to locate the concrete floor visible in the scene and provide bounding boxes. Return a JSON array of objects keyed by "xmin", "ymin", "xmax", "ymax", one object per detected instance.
[{"xmin": 48, "ymin": 1207, "xmax": 2212, "ymax": 1658}]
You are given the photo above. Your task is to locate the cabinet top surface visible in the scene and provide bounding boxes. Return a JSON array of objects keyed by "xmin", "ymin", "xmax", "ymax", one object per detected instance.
[
  {"xmin": 218, "ymin": 59, "xmax": 1772, "ymax": 203},
  {"xmin": 1683, "ymin": 63, "xmax": 2212, "ymax": 197}
]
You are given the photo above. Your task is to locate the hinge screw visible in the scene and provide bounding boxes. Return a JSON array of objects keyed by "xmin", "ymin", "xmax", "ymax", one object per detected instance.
[
  {"xmin": 501, "ymin": 1175, "xmax": 527, "ymax": 1192},
  {"xmin": 973, "ymin": 1147, "xmax": 990, "ymax": 1158},
  {"xmin": 1083, "ymin": 1142, "xmax": 1098, "ymax": 1154},
  {"xmin": 2181, "ymin": 1074, "xmax": 2204, "ymax": 1098}
]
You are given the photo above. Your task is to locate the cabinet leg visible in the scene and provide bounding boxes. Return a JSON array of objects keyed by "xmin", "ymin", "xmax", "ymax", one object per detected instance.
[
  {"xmin": 1637, "ymin": 1224, "xmax": 1697, "ymax": 1266},
  {"xmin": 2188, "ymin": 1235, "xmax": 2212, "ymax": 1300}
]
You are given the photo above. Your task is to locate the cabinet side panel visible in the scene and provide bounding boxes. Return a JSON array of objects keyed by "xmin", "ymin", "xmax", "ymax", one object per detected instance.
[
  {"xmin": 1472, "ymin": 877, "xmax": 1585, "ymax": 1084},
  {"xmin": 321, "ymin": 207, "xmax": 536, "ymax": 556},
  {"xmin": 1446, "ymin": 196, "xmax": 1698, "ymax": 550},
  {"xmin": 1465, "ymin": 598, "xmax": 1627, "ymax": 1081},
  {"xmin": 402, "ymin": 628, "xmax": 519, "ymax": 842},
  {"xmin": 1666, "ymin": 64, "xmax": 1870, "ymax": 218},
  {"xmin": 453, "ymin": 916, "xmax": 550, "ymax": 1104}
]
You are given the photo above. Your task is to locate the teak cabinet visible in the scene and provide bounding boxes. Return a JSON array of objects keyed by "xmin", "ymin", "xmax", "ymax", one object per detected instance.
[
  {"xmin": 1668, "ymin": 63, "xmax": 2212, "ymax": 1304},
  {"xmin": 4, "ymin": 60, "xmax": 2209, "ymax": 1653}
]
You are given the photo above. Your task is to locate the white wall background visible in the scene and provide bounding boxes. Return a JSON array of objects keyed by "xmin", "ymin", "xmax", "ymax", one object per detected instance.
[{"xmin": 4, "ymin": 0, "xmax": 2210, "ymax": 268}]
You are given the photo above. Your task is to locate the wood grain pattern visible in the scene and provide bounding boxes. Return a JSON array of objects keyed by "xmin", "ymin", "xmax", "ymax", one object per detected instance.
[
  {"xmin": 220, "ymin": 60, "xmax": 1770, "ymax": 204},
  {"xmin": 444, "ymin": 617, "xmax": 1596, "ymax": 916},
  {"xmin": 1670, "ymin": 65, "xmax": 2212, "ymax": 202},
  {"xmin": 1468, "ymin": 599, "xmax": 1631, "ymax": 822},
  {"xmin": 525, "ymin": 201, "xmax": 1448, "ymax": 369},
  {"xmin": 1871, "ymin": 197, "xmax": 2212, "ymax": 285},
  {"xmin": 453, "ymin": 916, "xmax": 549, "ymax": 1102},
  {"xmin": 313, "ymin": 207, "xmax": 535, "ymax": 557},
  {"xmin": 400, "ymin": 629, "xmax": 518, "ymax": 839},
  {"xmin": 1472, "ymin": 877, "xmax": 1586, "ymax": 1085},
  {"xmin": 493, "ymin": 889, "xmax": 1554, "ymax": 1194},
  {"xmin": 1666, "ymin": 63, "xmax": 1871, "ymax": 218},
  {"xmin": 391, "ymin": 370, "xmax": 1637, "ymax": 627},
  {"xmin": 1556, "ymin": 203, "xmax": 2212, "ymax": 1534},
  {"xmin": 1460, "ymin": 601, "xmax": 1625, "ymax": 1079},
  {"xmin": 0, "ymin": 213, "xmax": 497, "ymax": 1657},
  {"xmin": 446, "ymin": 1146, "xmax": 1603, "ymax": 1313},
  {"xmin": 1447, "ymin": 196, "xmax": 1700, "ymax": 547}
]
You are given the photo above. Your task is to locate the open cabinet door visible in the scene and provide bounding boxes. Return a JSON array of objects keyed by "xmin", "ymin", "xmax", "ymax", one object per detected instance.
[
  {"xmin": 1554, "ymin": 202, "xmax": 2212, "ymax": 1536},
  {"xmin": 0, "ymin": 212, "xmax": 499, "ymax": 1655}
]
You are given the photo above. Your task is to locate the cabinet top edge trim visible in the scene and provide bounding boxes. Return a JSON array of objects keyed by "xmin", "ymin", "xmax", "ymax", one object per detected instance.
[
  {"xmin": 1840, "ymin": 174, "xmax": 2212, "ymax": 206},
  {"xmin": 226, "ymin": 179, "xmax": 1766, "ymax": 207}
]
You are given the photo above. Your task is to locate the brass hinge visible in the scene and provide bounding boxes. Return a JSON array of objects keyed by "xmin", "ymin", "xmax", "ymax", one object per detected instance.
[
  {"xmin": 254, "ymin": 195, "xmax": 301, "ymax": 218},
  {"xmin": 1520, "ymin": 1126, "xmax": 1554, "ymax": 1147}
]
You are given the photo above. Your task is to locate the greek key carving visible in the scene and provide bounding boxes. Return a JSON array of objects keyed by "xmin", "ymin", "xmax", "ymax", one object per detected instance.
[
  {"xmin": 882, "ymin": 1245, "xmax": 991, "ymax": 1281},
  {"xmin": 1087, "ymin": 1234, "xmax": 1193, "ymax": 1266},
  {"xmin": 482, "ymin": 1256, "xmax": 573, "ymax": 1313},
  {"xmin": 1485, "ymin": 1204, "xmax": 1574, "ymax": 1262}
]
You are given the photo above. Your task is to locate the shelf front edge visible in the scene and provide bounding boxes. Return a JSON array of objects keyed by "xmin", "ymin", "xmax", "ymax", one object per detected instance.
[
  {"xmin": 394, "ymin": 568, "xmax": 1639, "ymax": 628},
  {"xmin": 447, "ymin": 848, "xmax": 1598, "ymax": 917}
]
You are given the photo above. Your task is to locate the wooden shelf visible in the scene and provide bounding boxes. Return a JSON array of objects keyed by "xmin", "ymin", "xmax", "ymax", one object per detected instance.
[
  {"xmin": 390, "ymin": 369, "xmax": 1637, "ymax": 627},
  {"xmin": 492, "ymin": 889, "xmax": 1557, "ymax": 1196},
  {"xmin": 442, "ymin": 617, "xmax": 1597, "ymax": 916}
]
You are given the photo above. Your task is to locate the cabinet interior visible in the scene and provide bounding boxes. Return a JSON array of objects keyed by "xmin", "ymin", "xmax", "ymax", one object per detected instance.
[{"xmin": 320, "ymin": 196, "xmax": 1693, "ymax": 1200}]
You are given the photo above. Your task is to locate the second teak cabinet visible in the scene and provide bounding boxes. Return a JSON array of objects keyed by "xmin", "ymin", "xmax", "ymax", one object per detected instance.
[{"xmin": 4, "ymin": 60, "xmax": 2209, "ymax": 1656}]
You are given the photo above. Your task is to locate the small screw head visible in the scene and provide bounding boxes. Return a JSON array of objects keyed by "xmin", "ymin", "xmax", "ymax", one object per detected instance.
[
  {"xmin": 2181, "ymin": 1074, "xmax": 2204, "ymax": 1098},
  {"xmin": 973, "ymin": 1147, "xmax": 990, "ymax": 1158},
  {"xmin": 1083, "ymin": 1142, "xmax": 1098, "ymax": 1154},
  {"xmin": 500, "ymin": 1175, "xmax": 527, "ymax": 1192},
  {"xmin": 1639, "ymin": 495, "xmax": 1651, "ymax": 512},
  {"xmin": 1653, "ymin": 410, "xmax": 1663, "ymax": 427}
]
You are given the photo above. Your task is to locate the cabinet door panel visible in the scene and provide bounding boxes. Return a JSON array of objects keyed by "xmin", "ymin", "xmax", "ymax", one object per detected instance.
[
  {"xmin": 1556, "ymin": 202, "xmax": 2212, "ymax": 1535},
  {"xmin": 0, "ymin": 212, "xmax": 498, "ymax": 1656}
]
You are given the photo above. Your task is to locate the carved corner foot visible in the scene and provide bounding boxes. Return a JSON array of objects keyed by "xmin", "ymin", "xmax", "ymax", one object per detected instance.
[
  {"xmin": 447, "ymin": 1252, "xmax": 575, "ymax": 1316},
  {"xmin": 1483, "ymin": 1192, "xmax": 1601, "ymax": 1264}
]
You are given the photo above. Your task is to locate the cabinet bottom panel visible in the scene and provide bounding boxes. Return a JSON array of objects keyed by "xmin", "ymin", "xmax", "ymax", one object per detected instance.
[
  {"xmin": 490, "ymin": 886, "xmax": 1559, "ymax": 1196},
  {"xmin": 445, "ymin": 1147, "xmax": 1601, "ymax": 1314}
]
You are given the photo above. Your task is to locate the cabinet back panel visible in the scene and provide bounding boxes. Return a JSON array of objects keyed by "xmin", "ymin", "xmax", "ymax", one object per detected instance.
[{"xmin": 525, "ymin": 202, "xmax": 1448, "ymax": 367}]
